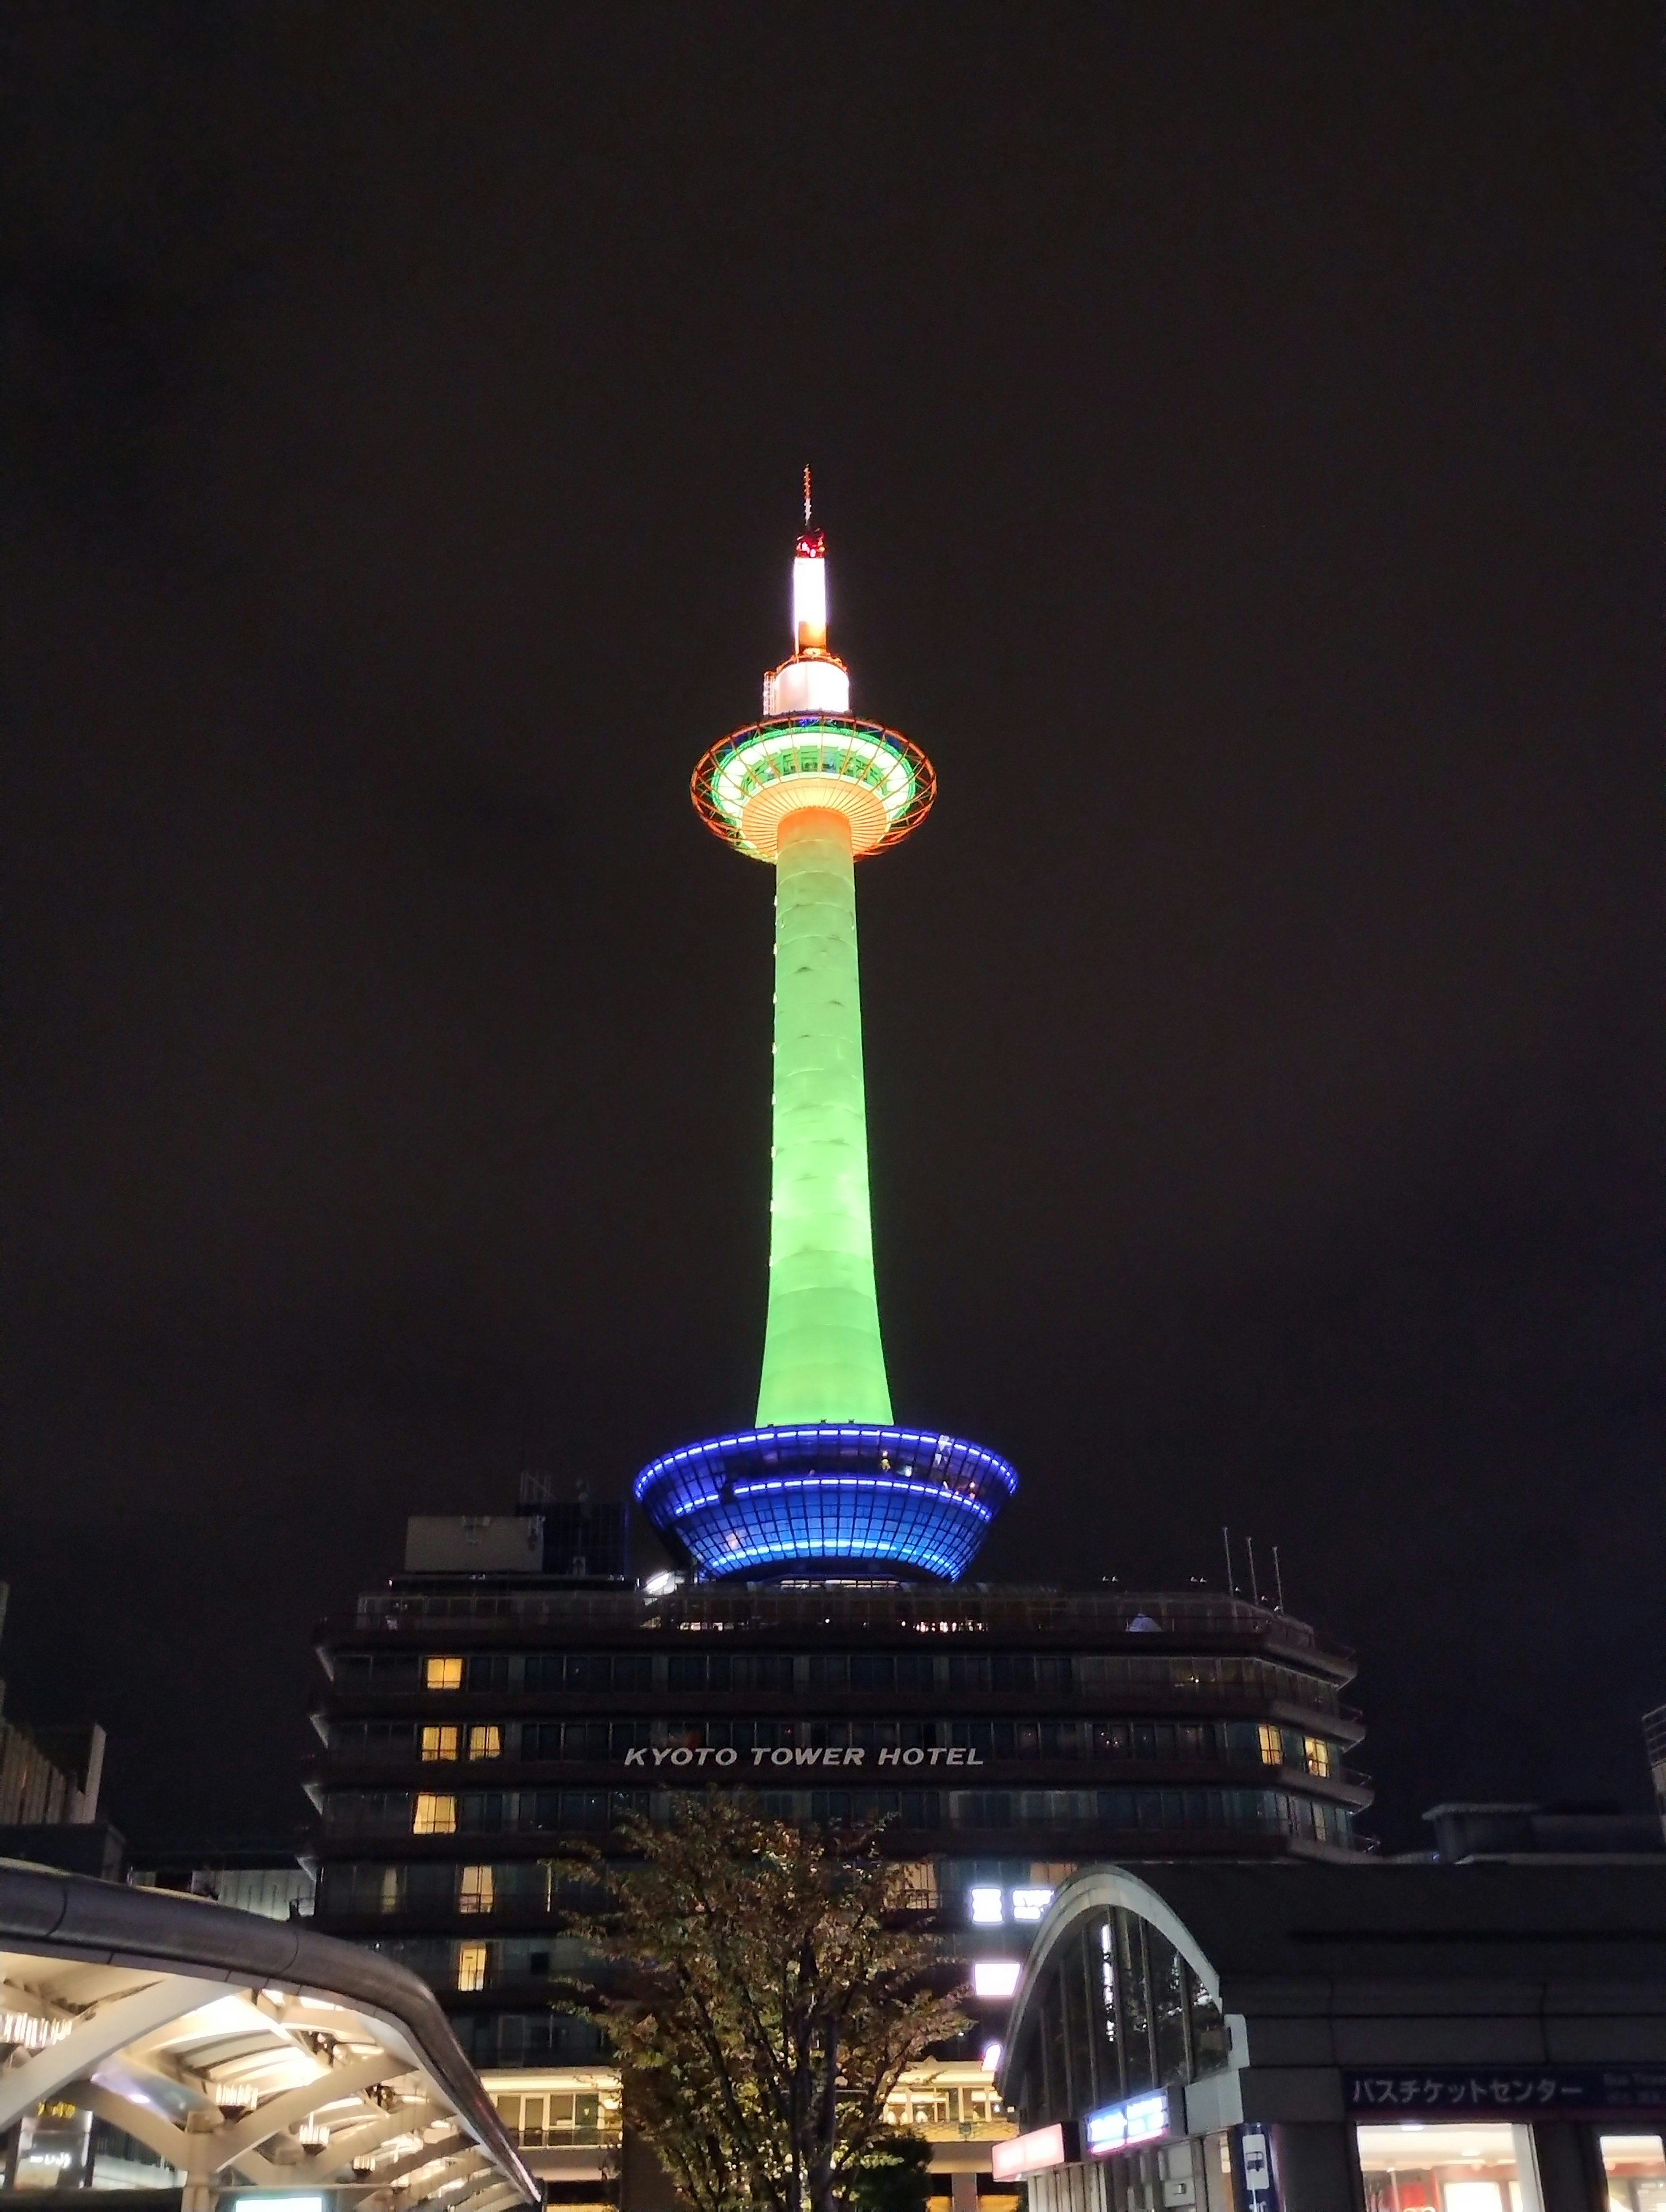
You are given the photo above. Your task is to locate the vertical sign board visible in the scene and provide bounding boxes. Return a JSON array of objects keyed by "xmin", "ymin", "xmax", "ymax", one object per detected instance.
[{"xmin": 1239, "ymin": 2124, "xmax": 1278, "ymax": 2212}]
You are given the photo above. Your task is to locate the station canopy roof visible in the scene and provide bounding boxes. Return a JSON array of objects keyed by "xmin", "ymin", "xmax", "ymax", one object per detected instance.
[{"xmin": 0, "ymin": 1856, "xmax": 536, "ymax": 2209}]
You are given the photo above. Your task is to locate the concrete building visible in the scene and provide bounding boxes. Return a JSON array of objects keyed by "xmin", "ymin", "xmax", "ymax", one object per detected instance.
[
  {"xmin": 308, "ymin": 1520, "xmax": 1369, "ymax": 2208},
  {"xmin": 1424, "ymin": 1803, "xmax": 1665, "ymax": 1863},
  {"xmin": 0, "ymin": 1580, "xmax": 116, "ymax": 1879},
  {"xmin": 996, "ymin": 1859, "xmax": 1666, "ymax": 2212}
]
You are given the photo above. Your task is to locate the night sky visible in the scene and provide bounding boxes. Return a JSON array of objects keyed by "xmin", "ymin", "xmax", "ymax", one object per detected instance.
[{"xmin": 2, "ymin": 7, "xmax": 1658, "ymax": 1854}]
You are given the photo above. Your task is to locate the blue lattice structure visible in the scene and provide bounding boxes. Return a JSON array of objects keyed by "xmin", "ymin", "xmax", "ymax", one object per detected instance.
[{"xmin": 633, "ymin": 1425, "xmax": 1018, "ymax": 1583}]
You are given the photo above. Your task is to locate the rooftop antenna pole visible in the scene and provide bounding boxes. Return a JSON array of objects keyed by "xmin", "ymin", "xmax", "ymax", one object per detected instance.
[
  {"xmin": 803, "ymin": 464, "xmax": 813, "ymax": 524},
  {"xmin": 1272, "ymin": 1544, "xmax": 1286, "ymax": 1613},
  {"xmin": 1246, "ymin": 1535, "xmax": 1261, "ymax": 1606},
  {"xmin": 1222, "ymin": 1526, "xmax": 1235, "ymax": 1597}
]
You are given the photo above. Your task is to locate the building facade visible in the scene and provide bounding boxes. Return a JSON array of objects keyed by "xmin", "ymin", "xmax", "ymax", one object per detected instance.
[
  {"xmin": 996, "ymin": 1859, "xmax": 1666, "ymax": 2212},
  {"xmin": 308, "ymin": 1539, "xmax": 1369, "ymax": 2199}
]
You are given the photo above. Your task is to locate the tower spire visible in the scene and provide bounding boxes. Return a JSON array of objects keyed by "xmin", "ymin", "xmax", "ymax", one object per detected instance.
[{"xmin": 636, "ymin": 504, "xmax": 1017, "ymax": 1582}]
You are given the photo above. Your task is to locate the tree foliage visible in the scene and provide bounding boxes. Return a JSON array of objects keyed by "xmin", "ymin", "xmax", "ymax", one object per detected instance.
[
  {"xmin": 843, "ymin": 2131, "xmax": 936, "ymax": 2212},
  {"xmin": 570, "ymin": 1795, "xmax": 966, "ymax": 2212}
]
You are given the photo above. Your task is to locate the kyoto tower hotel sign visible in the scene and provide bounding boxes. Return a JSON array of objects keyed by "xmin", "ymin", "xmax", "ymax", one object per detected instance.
[{"xmin": 636, "ymin": 483, "xmax": 1017, "ymax": 1581}]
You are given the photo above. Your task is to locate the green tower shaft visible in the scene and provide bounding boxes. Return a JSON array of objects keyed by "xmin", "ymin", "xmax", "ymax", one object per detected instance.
[{"xmin": 755, "ymin": 804, "xmax": 894, "ymax": 1425}]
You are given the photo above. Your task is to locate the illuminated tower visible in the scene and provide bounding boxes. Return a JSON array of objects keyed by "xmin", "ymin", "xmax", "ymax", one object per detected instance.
[{"xmin": 636, "ymin": 481, "xmax": 1017, "ymax": 1580}]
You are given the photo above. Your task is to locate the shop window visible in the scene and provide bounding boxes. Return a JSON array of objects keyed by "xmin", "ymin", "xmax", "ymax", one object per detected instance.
[
  {"xmin": 1602, "ymin": 2135, "xmax": 1666, "ymax": 2212},
  {"xmin": 456, "ymin": 1942, "xmax": 488, "ymax": 1993},
  {"xmin": 1357, "ymin": 2122, "xmax": 1533, "ymax": 2212},
  {"xmin": 467, "ymin": 1725, "xmax": 502, "ymax": 1761},
  {"xmin": 424, "ymin": 1656, "xmax": 464, "ymax": 1691},
  {"xmin": 458, "ymin": 1865, "xmax": 495, "ymax": 1914},
  {"xmin": 1257, "ymin": 1724, "xmax": 1282, "ymax": 1766},
  {"xmin": 1304, "ymin": 1736, "xmax": 1333, "ymax": 1777},
  {"xmin": 420, "ymin": 1725, "xmax": 459, "ymax": 1762},
  {"xmin": 413, "ymin": 1793, "xmax": 457, "ymax": 1836}
]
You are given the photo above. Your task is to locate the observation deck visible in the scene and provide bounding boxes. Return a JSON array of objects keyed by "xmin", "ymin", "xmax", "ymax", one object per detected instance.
[
  {"xmin": 692, "ymin": 712, "xmax": 935, "ymax": 861},
  {"xmin": 635, "ymin": 1425, "xmax": 1017, "ymax": 1583}
]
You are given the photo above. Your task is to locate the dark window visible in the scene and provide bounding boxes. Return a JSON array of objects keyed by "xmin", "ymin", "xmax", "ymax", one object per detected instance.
[
  {"xmin": 466, "ymin": 1655, "xmax": 511, "ymax": 1693},
  {"xmin": 1116, "ymin": 1910, "xmax": 1154, "ymax": 2094},
  {"xmin": 1062, "ymin": 1926, "xmax": 1095, "ymax": 2112},
  {"xmin": 1095, "ymin": 1914, "xmax": 1123, "ymax": 2100},
  {"xmin": 1148, "ymin": 1927, "xmax": 1189, "ymax": 2085},
  {"xmin": 1186, "ymin": 1966, "xmax": 1230, "ymax": 2074}
]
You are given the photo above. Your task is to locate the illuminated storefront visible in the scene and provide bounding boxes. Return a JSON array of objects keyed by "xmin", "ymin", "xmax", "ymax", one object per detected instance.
[{"xmin": 1000, "ymin": 1862, "xmax": 1666, "ymax": 2212}]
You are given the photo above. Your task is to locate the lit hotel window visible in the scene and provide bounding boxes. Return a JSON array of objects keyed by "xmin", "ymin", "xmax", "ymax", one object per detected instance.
[
  {"xmin": 456, "ymin": 1943, "xmax": 489, "ymax": 1993},
  {"xmin": 420, "ymin": 1726, "xmax": 459, "ymax": 1762},
  {"xmin": 1258, "ymin": 1724, "xmax": 1282, "ymax": 1766},
  {"xmin": 467, "ymin": 1725, "xmax": 502, "ymax": 1761},
  {"xmin": 459, "ymin": 1865, "xmax": 495, "ymax": 1914},
  {"xmin": 424, "ymin": 1656, "xmax": 464, "ymax": 1691},
  {"xmin": 1305, "ymin": 1736, "xmax": 1333, "ymax": 1777},
  {"xmin": 413, "ymin": 1793, "xmax": 457, "ymax": 1836}
]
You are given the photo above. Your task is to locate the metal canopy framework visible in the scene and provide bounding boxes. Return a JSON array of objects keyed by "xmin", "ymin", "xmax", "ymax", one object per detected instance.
[{"xmin": 0, "ymin": 1858, "xmax": 536, "ymax": 2211}]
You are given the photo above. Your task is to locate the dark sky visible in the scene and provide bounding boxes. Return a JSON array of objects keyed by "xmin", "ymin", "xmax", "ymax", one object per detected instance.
[{"xmin": 1, "ymin": 6, "xmax": 1658, "ymax": 1854}]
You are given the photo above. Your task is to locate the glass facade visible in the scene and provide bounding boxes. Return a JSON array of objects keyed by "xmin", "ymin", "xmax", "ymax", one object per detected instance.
[
  {"xmin": 322, "ymin": 1782, "xmax": 1354, "ymax": 1846},
  {"xmin": 1007, "ymin": 1905, "xmax": 1227, "ymax": 2129}
]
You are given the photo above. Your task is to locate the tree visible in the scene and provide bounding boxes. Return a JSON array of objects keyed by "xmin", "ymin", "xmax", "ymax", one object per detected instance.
[
  {"xmin": 570, "ymin": 1795, "xmax": 966, "ymax": 2212},
  {"xmin": 844, "ymin": 2131, "xmax": 935, "ymax": 2212}
]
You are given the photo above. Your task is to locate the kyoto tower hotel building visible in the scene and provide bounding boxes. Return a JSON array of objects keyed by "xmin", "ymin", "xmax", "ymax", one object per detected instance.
[{"xmin": 307, "ymin": 498, "xmax": 1370, "ymax": 2192}]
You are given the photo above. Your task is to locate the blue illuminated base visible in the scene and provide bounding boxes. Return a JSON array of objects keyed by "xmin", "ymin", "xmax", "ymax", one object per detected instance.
[{"xmin": 633, "ymin": 1425, "xmax": 1018, "ymax": 1583}]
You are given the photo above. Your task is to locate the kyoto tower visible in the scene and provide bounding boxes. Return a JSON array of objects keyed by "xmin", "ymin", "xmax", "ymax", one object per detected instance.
[{"xmin": 635, "ymin": 479, "xmax": 1017, "ymax": 1580}]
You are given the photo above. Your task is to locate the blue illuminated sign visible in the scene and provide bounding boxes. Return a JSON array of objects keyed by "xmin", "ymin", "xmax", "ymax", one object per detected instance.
[
  {"xmin": 1083, "ymin": 2090, "xmax": 1171, "ymax": 2156},
  {"xmin": 1239, "ymin": 2124, "xmax": 1277, "ymax": 2212}
]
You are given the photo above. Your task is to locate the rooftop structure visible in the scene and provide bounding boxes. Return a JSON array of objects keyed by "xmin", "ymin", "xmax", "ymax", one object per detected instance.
[{"xmin": 638, "ymin": 481, "xmax": 1016, "ymax": 1580}]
